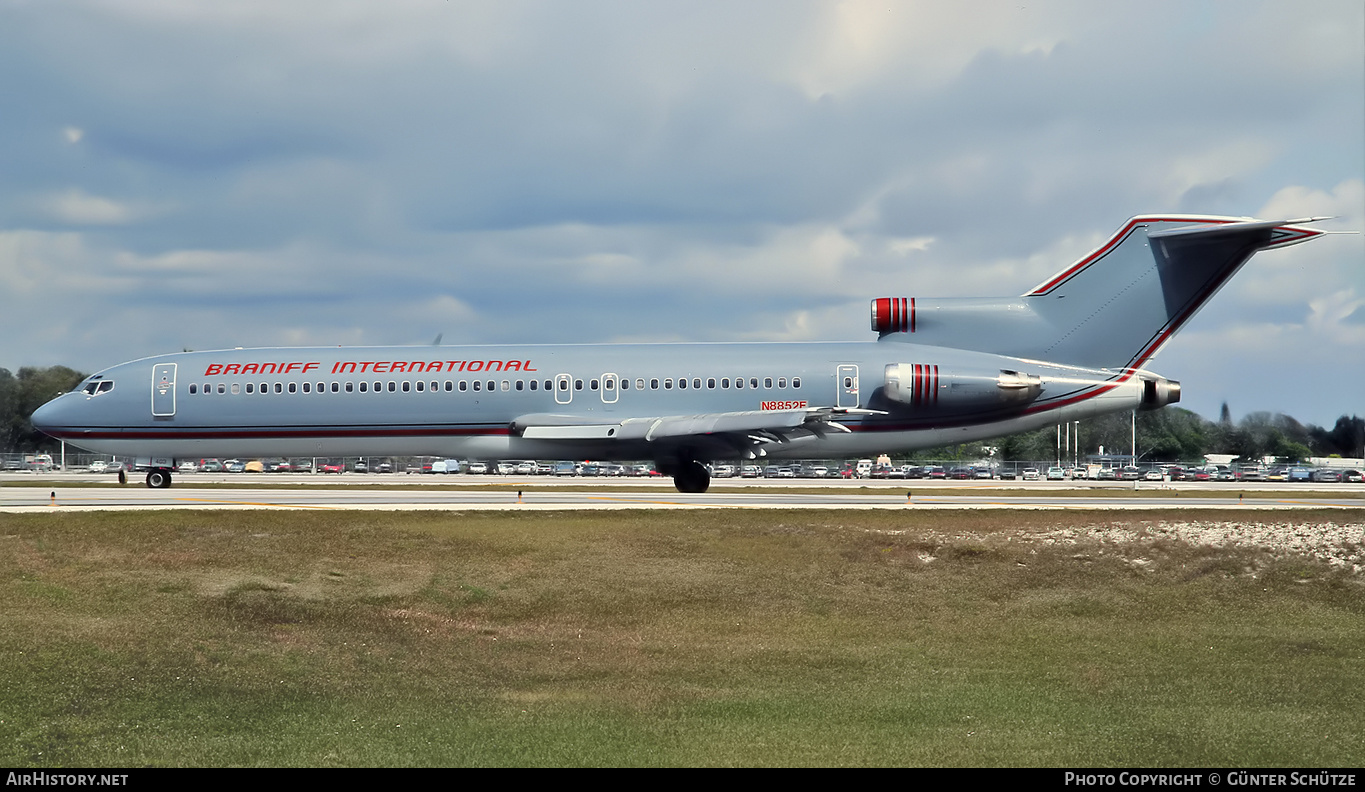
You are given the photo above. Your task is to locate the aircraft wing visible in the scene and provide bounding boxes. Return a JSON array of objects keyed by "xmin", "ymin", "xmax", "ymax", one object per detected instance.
[{"xmin": 512, "ymin": 406, "xmax": 883, "ymax": 457}]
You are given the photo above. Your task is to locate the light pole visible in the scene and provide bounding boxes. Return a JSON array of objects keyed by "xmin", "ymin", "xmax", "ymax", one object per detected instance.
[{"xmin": 1131, "ymin": 410, "xmax": 1137, "ymax": 468}]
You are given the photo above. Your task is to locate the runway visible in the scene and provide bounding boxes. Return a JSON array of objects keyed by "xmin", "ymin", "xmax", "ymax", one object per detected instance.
[{"xmin": 3, "ymin": 473, "xmax": 1362, "ymax": 512}]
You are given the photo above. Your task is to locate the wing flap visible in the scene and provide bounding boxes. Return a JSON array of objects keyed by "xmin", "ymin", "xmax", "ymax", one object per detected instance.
[{"xmin": 513, "ymin": 406, "xmax": 882, "ymax": 448}]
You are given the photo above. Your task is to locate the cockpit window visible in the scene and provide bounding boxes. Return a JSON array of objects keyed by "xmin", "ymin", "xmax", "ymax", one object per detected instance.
[{"xmin": 81, "ymin": 380, "xmax": 115, "ymax": 396}]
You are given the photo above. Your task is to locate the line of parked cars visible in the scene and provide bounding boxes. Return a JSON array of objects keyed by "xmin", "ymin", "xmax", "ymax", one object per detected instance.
[{"xmin": 55, "ymin": 456, "xmax": 1365, "ymax": 484}]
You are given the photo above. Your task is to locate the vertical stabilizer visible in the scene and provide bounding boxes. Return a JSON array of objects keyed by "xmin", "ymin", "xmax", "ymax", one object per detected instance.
[{"xmin": 876, "ymin": 215, "xmax": 1325, "ymax": 370}]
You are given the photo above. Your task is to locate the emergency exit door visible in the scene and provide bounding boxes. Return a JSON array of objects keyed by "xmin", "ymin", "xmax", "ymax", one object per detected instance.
[{"xmin": 836, "ymin": 364, "xmax": 859, "ymax": 409}]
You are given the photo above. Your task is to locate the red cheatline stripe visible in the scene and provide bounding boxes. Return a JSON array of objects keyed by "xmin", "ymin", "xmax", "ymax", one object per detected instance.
[
  {"xmin": 932, "ymin": 364, "xmax": 938, "ymax": 404},
  {"xmin": 42, "ymin": 425, "xmax": 511, "ymax": 441},
  {"xmin": 910, "ymin": 297, "xmax": 916, "ymax": 333}
]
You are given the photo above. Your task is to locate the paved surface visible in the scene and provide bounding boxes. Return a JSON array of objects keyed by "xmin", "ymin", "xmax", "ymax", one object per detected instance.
[{"xmin": 3, "ymin": 473, "xmax": 1362, "ymax": 511}]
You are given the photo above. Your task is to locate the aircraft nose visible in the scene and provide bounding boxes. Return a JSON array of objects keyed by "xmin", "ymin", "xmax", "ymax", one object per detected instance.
[{"xmin": 30, "ymin": 395, "xmax": 71, "ymax": 437}]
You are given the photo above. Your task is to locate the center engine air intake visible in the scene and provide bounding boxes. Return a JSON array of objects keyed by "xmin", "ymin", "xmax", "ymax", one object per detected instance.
[
  {"xmin": 884, "ymin": 364, "xmax": 1042, "ymax": 408},
  {"xmin": 871, "ymin": 297, "xmax": 915, "ymax": 333}
]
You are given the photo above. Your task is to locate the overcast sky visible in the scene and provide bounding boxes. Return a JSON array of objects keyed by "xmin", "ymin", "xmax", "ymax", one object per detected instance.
[{"xmin": 2, "ymin": 0, "xmax": 1361, "ymax": 426}]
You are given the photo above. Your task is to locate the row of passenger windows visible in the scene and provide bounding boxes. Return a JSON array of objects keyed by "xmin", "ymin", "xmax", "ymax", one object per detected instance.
[{"xmin": 186, "ymin": 375, "xmax": 804, "ymax": 396}]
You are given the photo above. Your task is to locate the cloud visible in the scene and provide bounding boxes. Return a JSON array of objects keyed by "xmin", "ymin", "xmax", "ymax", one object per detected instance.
[{"xmin": 37, "ymin": 189, "xmax": 148, "ymax": 225}]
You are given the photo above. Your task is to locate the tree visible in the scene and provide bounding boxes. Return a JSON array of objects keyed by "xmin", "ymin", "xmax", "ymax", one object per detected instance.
[
  {"xmin": 0, "ymin": 366, "xmax": 87, "ymax": 452},
  {"xmin": 1312, "ymin": 415, "xmax": 1365, "ymax": 458}
]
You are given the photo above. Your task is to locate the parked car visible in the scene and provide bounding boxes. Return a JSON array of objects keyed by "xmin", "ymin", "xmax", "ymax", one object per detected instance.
[
  {"xmin": 1287, "ymin": 467, "xmax": 1313, "ymax": 483},
  {"xmin": 1046, "ymin": 466, "xmax": 1066, "ymax": 480},
  {"xmin": 467, "ymin": 462, "xmax": 488, "ymax": 475},
  {"xmin": 88, "ymin": 460, "xmax": 109, "ymax": 473},
  {"xmin": 320, "ymin": 462, "xmax": 344, "ymax": 474},
  {"xmin": 224, "ymin": 459, "xmax": 245, "ymax": 473},
  {"xmin": 1022, "ymin": 468, "xmax": 1040, "ymax": 481},
  {"xmin": 352, "ymin": 461, "xmax": 369, "ymax": 473}
]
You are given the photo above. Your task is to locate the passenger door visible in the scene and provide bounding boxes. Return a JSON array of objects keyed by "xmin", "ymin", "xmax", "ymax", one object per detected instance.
[{"xmin": 151, "ymin": 363, "xmax": 177, "ymax": 417}]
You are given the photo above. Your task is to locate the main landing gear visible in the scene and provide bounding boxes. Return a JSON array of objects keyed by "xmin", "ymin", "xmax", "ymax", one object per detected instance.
[
  {"xmin": 145, "ymin": 469, "xmax": 172, "ymax": 489},
  {"xmin": 671, "ymin": 460, "xmax": 710, "ymax": 494}
]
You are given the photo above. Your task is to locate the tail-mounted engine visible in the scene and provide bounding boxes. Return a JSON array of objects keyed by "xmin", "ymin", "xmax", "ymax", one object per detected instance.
[
  {"xmin": 884, "ymin": 363, "xmax": 1042, "ymax": 408},
  {"xmin": 1140, "ymin": 377, "xmax": 1181, "ymax": 409}
]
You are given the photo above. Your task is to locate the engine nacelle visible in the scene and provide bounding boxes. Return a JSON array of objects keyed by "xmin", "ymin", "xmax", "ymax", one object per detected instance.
[{"xmin": 884, "ymin": 363, "xmax": 1042, "ymax": 408}]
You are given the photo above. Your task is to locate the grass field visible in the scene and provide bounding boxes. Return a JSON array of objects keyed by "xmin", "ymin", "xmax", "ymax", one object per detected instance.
[{"xmin": 1, "ymin": 509, "xmax": 1361, "ymax": 766}]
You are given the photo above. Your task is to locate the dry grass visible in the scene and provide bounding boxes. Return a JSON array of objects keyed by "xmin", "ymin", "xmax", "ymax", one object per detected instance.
[{"xmin": 0, "ymin": 509, "xmax": 1361, "ymax": 766}]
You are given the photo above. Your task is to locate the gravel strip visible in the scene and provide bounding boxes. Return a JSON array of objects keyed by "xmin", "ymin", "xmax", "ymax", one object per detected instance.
[
  {"xmin": 1030, "ymin": 521, "xmax": 1365, "ymax": 573},
  {"xmin": 878, "ymin": 520, "xmax": 1365, "ymax": 573}
]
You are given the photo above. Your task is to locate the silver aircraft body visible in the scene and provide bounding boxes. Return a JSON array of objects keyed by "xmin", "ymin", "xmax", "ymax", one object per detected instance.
[{"xmin": 31, "ymin": 214, "xmax": 1327, "ymax": 492}]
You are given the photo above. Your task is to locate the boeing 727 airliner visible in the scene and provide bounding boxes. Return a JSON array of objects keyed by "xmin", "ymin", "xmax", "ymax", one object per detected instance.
[{"xmin": 31, "ymin": 214, "xmax": 1327, "ymax": 492}]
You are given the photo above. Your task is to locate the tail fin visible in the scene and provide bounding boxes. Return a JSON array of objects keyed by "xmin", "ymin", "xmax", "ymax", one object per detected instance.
[{"xmin": 876, "ymin": 215, "xmax": 1327, "ymax": 370}]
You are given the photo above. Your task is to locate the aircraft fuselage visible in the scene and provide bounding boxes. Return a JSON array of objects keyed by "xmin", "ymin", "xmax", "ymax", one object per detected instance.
[{"xmin": 32, "ymin": 340, "xmax": 1155, "ymax": 465}]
